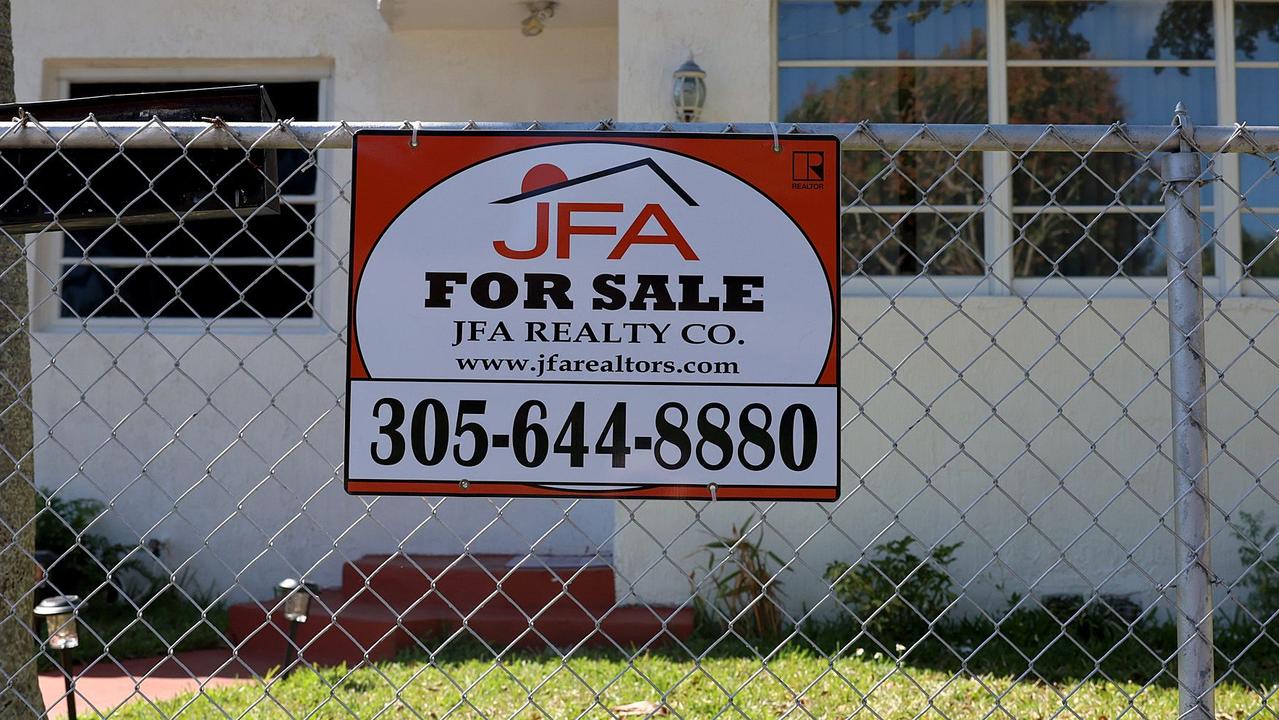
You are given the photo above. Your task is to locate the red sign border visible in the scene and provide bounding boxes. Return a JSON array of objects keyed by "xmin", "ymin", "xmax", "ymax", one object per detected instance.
[{"xmin": 345, "ymin": 130, "xmax": 841, "ymax": 502}]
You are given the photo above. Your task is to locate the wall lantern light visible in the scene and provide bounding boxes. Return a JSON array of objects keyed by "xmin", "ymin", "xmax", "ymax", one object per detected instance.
[
  {"xmin": 522, "ymin": 1, "xmax": 557, "ymax": 36},
  {"xmin": 35, "ymin": 595, "xmax": 82, "ymax": 720},
  {"xmin": 673, "ymin": 55, "xmax": 707, "ymax": 123},
  {"xmin": 275, "ymin": 578, "xmax": 318, "ymax": 673}
]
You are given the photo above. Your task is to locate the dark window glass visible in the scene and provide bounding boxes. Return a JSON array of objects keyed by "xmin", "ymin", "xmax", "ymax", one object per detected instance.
[
  {"xmin": 842, "ymin": 152, "xmax": 985, "ymax": 207},
  {"xmin": 778, "ymin": 0, "xmax": 987, "ymax": 60},
  {"xmin": 781, "ymin": 66, "xmax": 988, "ymax": 276},
  {"xmin": 1242, "ymin": 212, "xmax": 1279, "ymax": 277},
  {"xmin": 59, "ymin": 263, "xmax": 314, "ymax": 320},
  {"xmin": 1002, "ymin": 21, "xmax": 1216, "ymax": 279},
  {"xmin": 62, "ymin": 203, "xmax": 314, "ymax": 260},
  {"xmin": 1007, "ymin": 0, "xmax": 1213, "ymax": 60},
  {"xmin": 780, "ymin": 66, "xmax": 987, "ymax": 124},
  {"xmin": 1236, "ymin": 1, "xmax": 1279, "ymax": 60},
  {"xmin": 1013, "ymin": 211, "xmax": 1215, "ymax": 277},
  {"xmin": 60, "ymin": 80, "xmax": 321, "ymax": 320},
  {"xmin": 1236, "ymin": 69, "xmax": 1279, "ymax": 213},
  {"xmin": 1008, "ymin": 66, "xmax": 1216, "ymax": 125},
  {"xmin": 68, "ymin": 81, "xmax": 319, "ymax": 195},
  {"xmin": 842, "ymin": 212, "xmax": 986, "ymax": 276},
  {"xmin": 1237, "ymin": 40, "xmax": 1279, "ymax": 276},
  {"xmin": 1013, "ymin": 153, "xmax": 1165, "ymax": 208}
]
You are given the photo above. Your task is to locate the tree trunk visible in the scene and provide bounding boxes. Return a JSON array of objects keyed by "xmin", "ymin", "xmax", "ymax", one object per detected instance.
[{"xmin": 0, "ymin": 0, "xmax": 42, "ymax": 715}]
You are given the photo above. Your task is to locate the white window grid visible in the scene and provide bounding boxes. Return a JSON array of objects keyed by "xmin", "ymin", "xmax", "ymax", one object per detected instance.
[
  {"xmin": 776, "ymin": 0, "xmax": 1276, "ymax": 299},
  {"xmin": 33, "ymin": 63, "xmax": 335, "ymax": 332}
]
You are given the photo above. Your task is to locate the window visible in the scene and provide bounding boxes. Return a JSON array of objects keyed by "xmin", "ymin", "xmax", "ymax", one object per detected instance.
[
  {"xmin": 779, "ymin": 0, "xmax": 989, "ymax": 281},
  {"xmin": 1006, "ymin": 0, "xmax": 1216, "ymax": 279},
  {"xmin": 57, "ymin": 81, "xmax": 321, "ymax": 321},
  {"xmin": 777, "ymin": 0, "xmax": 1279, "ymax": 293}
]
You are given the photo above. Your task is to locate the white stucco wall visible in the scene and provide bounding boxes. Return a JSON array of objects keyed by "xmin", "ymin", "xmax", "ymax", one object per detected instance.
[{"xmin": 617, "ymin": 0, "xmax": 773, "ymax": 122}]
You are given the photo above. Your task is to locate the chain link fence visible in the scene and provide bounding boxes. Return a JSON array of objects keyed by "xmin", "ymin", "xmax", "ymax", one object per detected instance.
[{"xmin": 1, "ymin": 107, "xmax": 1277, "ymax": 719}]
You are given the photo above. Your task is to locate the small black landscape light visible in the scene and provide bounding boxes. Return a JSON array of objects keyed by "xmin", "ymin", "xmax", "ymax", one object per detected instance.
[
  {"xmin": 274, "ymin": 578, "xmax": 318, "ymax": 673},
  {"xmin": 35, "ymin": 595, "xmax": 82, "ymax": 720}
]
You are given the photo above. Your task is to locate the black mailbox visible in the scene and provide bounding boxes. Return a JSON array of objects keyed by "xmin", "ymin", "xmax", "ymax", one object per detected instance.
[{"xmin": 0, "ymin": 84, "xmax": 280, "ymax": 232}]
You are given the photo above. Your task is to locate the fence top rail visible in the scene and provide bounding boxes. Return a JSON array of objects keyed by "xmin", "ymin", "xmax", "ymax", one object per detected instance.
[{"xmin": 2, "ymin": 118, "xmax": 1277, "ymax": 153}]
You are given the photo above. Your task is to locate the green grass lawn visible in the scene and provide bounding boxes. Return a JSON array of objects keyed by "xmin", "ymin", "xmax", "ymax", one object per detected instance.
[
  {"xmin": 109, "ymin": 641, "xmax": 1271, "ymax": 720},
  {"xmin": 39, "ymin": 583, "xmax": 1279, "ymax": 718}
]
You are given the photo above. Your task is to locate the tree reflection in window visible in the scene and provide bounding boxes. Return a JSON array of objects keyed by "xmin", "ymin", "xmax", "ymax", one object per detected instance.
[{"xmin": 780, "ymin": 0, "xmax": 1231, "ymax": 278}]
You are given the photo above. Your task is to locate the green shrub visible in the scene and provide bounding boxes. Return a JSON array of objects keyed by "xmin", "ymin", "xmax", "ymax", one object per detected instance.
[
  {"xmin": 698, "ymin": 515, "xmax": 787, "ymax": 641},
  {"xmin": 825, "ymin": 536, "xmax": 960, "ymax": 644},
  {"xmin": 33, "ymin": 491, "xmax": 232, "ymax": 664},
  {"xmin": 1231, "ymin": 510, "xmax": 1279, "ymax": 618},
  {"xmin": 998, "ymin": 592, "xmax": 1143, "ymax": 647},
  {"xmin": 36, "ymin": 490, "xmax": 140, "ymax": 602},
  {"xmin": 62, "ymin": 584, "xmax": 230, "ymax": 665}
]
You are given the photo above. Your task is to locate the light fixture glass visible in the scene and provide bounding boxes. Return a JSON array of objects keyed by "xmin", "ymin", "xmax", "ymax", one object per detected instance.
[
  {"xmin": 673, "ymin": 57, "xmax": 707, "ymax": 123},
  {"xmin": 34, "ymin": 595, "xmax": 81, "ymax": 650},
  {"xmin": 275, "ymin": 578, "xmax": 317, "ymax": 623}
]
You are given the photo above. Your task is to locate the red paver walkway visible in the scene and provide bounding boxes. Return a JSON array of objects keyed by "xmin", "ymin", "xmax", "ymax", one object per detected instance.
[{"xmin": 39, "ymin": 649, "xmax": 277, "ymax": 718}]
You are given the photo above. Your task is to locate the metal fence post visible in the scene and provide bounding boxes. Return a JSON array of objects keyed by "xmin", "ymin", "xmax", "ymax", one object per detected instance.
[{"xmin": 1163, "ymin": 102, "xmax": 1215, "ymax": 720}]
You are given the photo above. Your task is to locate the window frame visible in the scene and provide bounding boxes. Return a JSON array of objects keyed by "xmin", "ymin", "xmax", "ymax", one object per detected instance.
[
  {"xmin": 774, "ymin": 0, "xmax": 1261, "ymax": 299},
  {"xmin": 34, "ymin": 60, "xmax": 335, "ymax": 332}
]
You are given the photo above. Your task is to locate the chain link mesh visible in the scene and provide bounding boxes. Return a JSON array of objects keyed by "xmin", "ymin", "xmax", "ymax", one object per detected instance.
[{"xmin": 0, "ymin": 112, "xmax": 1275, "ymax": 719}]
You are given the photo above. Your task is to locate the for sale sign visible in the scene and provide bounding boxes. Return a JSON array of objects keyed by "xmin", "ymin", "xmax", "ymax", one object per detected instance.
[{"xmin": 345, "ymin": 131, "xmax": 840, "ymax": 500}]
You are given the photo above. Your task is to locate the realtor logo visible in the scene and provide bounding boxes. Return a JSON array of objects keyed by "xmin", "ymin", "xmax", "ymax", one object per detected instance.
[{"xmin": 792, "ymin": 151, "xmax": 824, "ymax": 181}]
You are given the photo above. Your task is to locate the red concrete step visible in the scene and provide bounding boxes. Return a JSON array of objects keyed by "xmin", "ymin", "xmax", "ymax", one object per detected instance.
[
  {"xmin": 227, "ymin": 555, "xmax": 694, "ymax": 666},
  {"xmin": 229, "ymin": 590, "xmax": 693, "ymax": 663},
  {"xmin": 228, "ymin": 589, "xmax": 442, "ymax": 665},
  {"xmin": 341, "ymin": 553, "xmax": 617, "ymax": 614}
]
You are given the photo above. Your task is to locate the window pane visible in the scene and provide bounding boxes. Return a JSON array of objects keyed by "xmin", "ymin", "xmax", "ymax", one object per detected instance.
[
  {"xmin": 57, "ymin": 80, "xmax": 322, "ymax": 321},
  {"xmin": 1241, "ymin": 213, "xmax": 1279, "ymax": 276},
  {"xmin": 780, "ymin": 66, "xmax": 987, "ymax": 123},
  {"xmin": 1008, "ymin": 66, "xmax": 1215, "ymax": 124},
  {"xmin": 1007, "ymin": 0, "xmax": 1213, "ymax": 60},
  {"xmin": 1235, "ymin": 67, "xmax": 1279, "ymax": 121},
  {"xmin": 59, "ymin": 263, "xmax": 314, "ymax": 319},
  {"xmin": 8, "ymin": 145, "xmax": 275, "ymax": 234},
  {"xmin": 1240, "ymin": 155, "xmax": 1279, "ymax": 209},
  {"xmin": 1236, "ymin": 1, "xmax": 1279, "ymax": 60},
  {"xmin": 1237, "ymin": 70, "xmax": 1279, "ymax": 208},
  {"xmin": 842, "ymin": 212, "xmax": 986, "ymax": 275},
  {"xmin": 779, "ymin": 0, "xmax": 987, "ymax": 60},
  {"xmin": 68, "ymin": 81, "xmax": 320, "ymax": 196},
  {"xmin": 1013, "ymin": 153, "xmax": 1164, "ymax": 208},
  {"xmin": 844, "ymin": 151, "xmax": 985, "ymax": 206},
  {"xmin": 1013, "ymin": 211, "xmax": 1215, "ymax": 276},
  {"xmin": 63, "ymin": 203, "xmax": 316, "ymax": 260}
]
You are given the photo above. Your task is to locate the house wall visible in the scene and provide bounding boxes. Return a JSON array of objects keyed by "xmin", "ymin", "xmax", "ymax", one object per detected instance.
[{"xmin": 10, "ymin": 0, "xmax": 1276, "ymax": 617}]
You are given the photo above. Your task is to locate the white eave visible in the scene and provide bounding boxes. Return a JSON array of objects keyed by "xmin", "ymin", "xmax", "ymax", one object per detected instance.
[{"xmin": 377, "ymin": 0, "xmax": 618, "ymax": 31}]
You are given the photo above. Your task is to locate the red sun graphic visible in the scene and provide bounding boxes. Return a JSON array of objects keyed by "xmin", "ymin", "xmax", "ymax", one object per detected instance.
[{"xmin": 521, "ymin": 163, "xmax": 569, "ymax": 194}]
